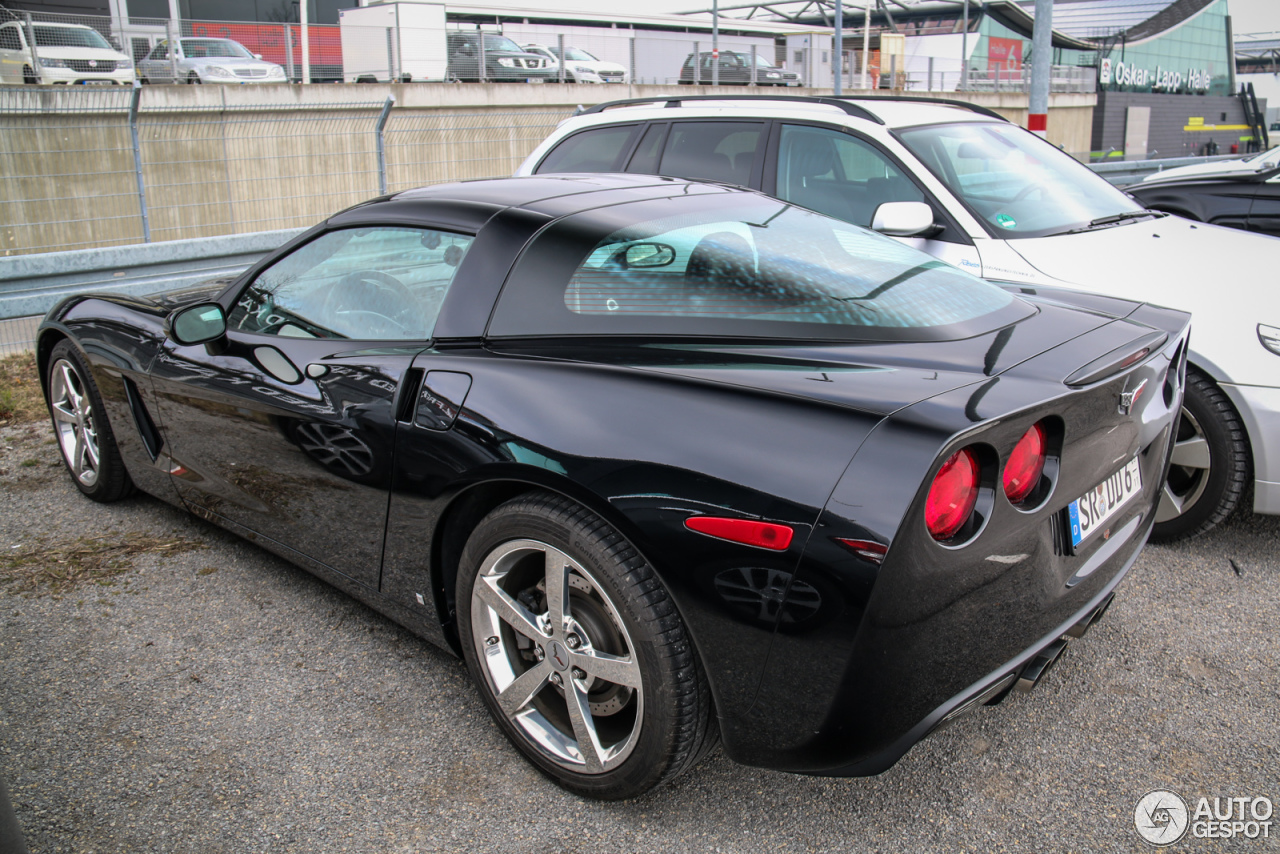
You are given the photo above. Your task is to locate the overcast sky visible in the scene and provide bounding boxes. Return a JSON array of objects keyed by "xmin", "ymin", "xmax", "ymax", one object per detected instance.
[{"xmin": 482, "ymin": 0, "xmax": 1279, "ymax": 36}]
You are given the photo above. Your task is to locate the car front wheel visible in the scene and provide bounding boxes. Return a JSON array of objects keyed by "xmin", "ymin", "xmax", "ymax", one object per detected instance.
[
  {"xmin": 457, "ymin": 492, "xmax": 717, "ymax": 799},
  {"xmin": 1150, "ymin": 368, "xmax": 1250, "ymax": 541},
  {"xmin": 46, "ymin": 341, "xmax": 135, "ymax": 502}
]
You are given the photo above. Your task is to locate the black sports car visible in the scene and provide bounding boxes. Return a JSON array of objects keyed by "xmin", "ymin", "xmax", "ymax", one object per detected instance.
[
  {"xmin": 1127, "ymin": 149, "xmax": 1280, "ymax": 236},
  {"xmin": 37, "ymin": 174, "xmax": 1188, "ymax": 799}
]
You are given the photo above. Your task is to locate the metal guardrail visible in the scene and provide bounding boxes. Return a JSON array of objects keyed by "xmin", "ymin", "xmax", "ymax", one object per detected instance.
[
  {"xmin": 1087, "ymin": 153, "xmax": 1243, "ymax": 187},
  {"xmin": 0, "ymin": 227, "xmax": 302, "ymax": 353}
]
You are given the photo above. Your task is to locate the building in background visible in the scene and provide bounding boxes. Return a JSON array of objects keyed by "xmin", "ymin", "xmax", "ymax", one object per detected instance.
[{"xmin": 693, "ymin": 0, "xmax": 1263, "ymax": 157}]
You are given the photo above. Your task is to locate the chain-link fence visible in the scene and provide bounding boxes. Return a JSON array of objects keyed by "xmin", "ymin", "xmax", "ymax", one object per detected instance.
[{"xmin": 0, "ymin": 86, "xmax": 576, "ymax": 257}]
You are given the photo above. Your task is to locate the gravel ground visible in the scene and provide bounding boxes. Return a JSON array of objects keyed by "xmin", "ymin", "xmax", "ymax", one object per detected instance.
[{"xmin": 1, "ymin": 420, "xmax": 1277, "ymax": 854}]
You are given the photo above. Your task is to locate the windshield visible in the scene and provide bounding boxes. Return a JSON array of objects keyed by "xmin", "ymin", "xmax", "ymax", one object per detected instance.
[
  {"xmin": 483, "ymin": 35, "xmax": 523, "ymax": 52},
  {"xmin": 181, "ymin": 38, "xmax": 252, "ymax": 58},
  {"xmin": 563, "ymin": 47, "xmax": 598, "ymax": 62},
  {"xmin": 492, "ymin": 194, "xmax": 1027, "ymax": 341},
  {"xmin": 751, "ymin": 54, "xmax": 779, "ymax": 68},
  {"xmin": 34, "ymin": 26, "xmax": 112, "ymax": 50},
  {"xmin": 898, "ymin": 121, "xmax": 1143, "ymax": 238}
]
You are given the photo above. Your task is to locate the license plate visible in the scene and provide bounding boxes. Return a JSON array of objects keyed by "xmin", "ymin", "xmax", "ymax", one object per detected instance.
[{"xmin": 1068, "ymin": 457, "xmax": 1143, "ymax": 549}]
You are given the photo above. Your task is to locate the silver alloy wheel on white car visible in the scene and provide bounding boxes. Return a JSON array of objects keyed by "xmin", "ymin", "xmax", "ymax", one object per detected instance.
[
  {"xmin": 1156, "ymin": 405, "xmax": 1211, "ymax": 524},
  {"xmin": 49, "ymin": 357, "xmax": 101, "ymax": 487},
  {"xmin": 469, "ymin": 538, "xmax": 643, "ymax": 774}
]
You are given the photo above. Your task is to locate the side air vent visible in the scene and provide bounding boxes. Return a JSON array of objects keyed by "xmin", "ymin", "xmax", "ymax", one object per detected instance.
[{"xmin": 123, "ymin": 376, "xmax": 162, "ymax": 462}]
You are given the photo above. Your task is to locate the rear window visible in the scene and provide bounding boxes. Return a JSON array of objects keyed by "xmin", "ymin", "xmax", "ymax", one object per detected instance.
[
  {"xmin": 490, "ymin": 192, "xmax": 1027, "ymax": 342},
  {"xmin": 536, "ymin": 125, "xmax": 639, "ymax": 174}
]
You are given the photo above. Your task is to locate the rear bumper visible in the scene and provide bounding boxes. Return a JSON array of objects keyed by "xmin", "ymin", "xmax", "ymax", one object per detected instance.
[
  {"xmin": 820, "ymin": 537, "xmax": 1140, "ymax": 777},
  {"xmin": 1220, "ymin": 382, "xmax": 1280, "ymax": 515}
]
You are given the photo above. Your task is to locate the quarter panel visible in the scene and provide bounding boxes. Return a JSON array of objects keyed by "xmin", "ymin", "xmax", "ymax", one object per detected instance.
[{"xmin": 379, "ymin": 347, "xmax": 882, "ymax": 719}]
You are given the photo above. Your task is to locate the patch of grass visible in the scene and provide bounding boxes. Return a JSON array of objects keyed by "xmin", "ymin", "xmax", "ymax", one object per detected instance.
[
  {"xmin": 0, "ymin": 352, "xmax": 43, "ymax": 426},
  {"xmin": 0, "ymin": 532, "xmax": 206, "ymax": 596},
  {"xmin": 20, "ymin": 459, "xmax": 38, "ymax": 467}
]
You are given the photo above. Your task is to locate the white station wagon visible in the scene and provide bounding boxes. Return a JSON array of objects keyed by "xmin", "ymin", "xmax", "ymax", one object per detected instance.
[{"xmin": 518, "ymin": 94, "xmax": 1280, "ymax": 540}]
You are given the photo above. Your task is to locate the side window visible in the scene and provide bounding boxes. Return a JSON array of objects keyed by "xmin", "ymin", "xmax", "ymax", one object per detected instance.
[
  {"xmin": 149, "ymin": 43, "xmax": 168, "ymax": 60},
  {"xmin": 0, "ymin": 27, "xmax": 22, "ymax": 51},
  {"xmin": 776, "ymin": 124, "xmax": 925, "ymax": 227},
  {"xmin": 535, "ymin": 125, "xmax": 639, "ymax": 174},
  {"xmin": 228, "ymin": 227, "xmax": 473, "ymax": 341},
  {"xmin": 659, "ymin": 121, "xmax": 764, "ymax": 186}
]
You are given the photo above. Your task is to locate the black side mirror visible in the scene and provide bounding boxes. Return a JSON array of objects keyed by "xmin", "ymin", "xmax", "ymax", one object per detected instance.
[{"xmin": 166, "ymin": 302, "xmax": 228, "ymax": 347}]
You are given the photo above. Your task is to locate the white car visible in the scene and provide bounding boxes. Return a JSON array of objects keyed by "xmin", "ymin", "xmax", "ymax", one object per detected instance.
[
  {"xmin": 0, "ymin": 20, "xmax": 134, "ymax": 85},
  {"xmin": 518, "ymin": 95, "xmax": 1280, "ymax": 540},
  {"xmin": 138, "ymin": 37, "xmax": 287, "ymax": 84},
  {"xmin": 522, "ymin": 44, "xmax": 627, "ymax": 83}
]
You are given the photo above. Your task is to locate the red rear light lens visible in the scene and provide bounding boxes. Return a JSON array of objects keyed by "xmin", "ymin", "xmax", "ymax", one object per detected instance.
[
  {"xmin": 925, "ymin": 447, "xmax": 980, "ymax": 541},
  {"xmin": 1003, "ymin": 422, "xmax": 1047, "ymax": 504},
  {"xmin": 685, "ymin": 516, "xmax": 794, "ymax": 551}
]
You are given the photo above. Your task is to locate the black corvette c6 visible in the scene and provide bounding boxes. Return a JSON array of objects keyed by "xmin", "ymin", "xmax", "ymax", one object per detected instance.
[{"xmin": 38, "ymin": 174, "xmax": 1188, "ymax": 799}]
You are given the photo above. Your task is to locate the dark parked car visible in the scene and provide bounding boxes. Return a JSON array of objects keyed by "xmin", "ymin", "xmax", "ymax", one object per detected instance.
[
  {"xmin": 446, "ymin": 32, "xmax": 556, "ymax": 82},
  {"xmin": 679, "ymin": 50, "xmax": 800, "ymax": 86},
  {"xmin": 1128, "ymin": 148, "xmax": 1280, "ymax": 237},
  {"xmin": 38, "ymin": 174, "xmax": 1188, "ymax": 799}
]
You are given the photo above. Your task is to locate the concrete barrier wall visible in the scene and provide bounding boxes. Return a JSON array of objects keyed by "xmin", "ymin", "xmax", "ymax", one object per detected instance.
[{"xmin": 0, "ymin": 83, "xmax": 1096, "ymax": 257}]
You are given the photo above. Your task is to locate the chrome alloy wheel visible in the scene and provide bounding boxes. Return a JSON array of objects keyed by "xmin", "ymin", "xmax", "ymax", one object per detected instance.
[
  {"xmin": 49, "ymin": 358, "xmax": 101, "ymax": 487},
  {"xmin": 1156, "ymin": 405, "xmax": 1211, "ymax": 523},
  {"xmin": 470, "ymin": 539, "xmax": 643, "ymax": 774}
]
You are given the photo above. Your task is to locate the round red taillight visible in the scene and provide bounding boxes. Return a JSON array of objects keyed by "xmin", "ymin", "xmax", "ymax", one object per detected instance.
[
  {"xmin": 925, "ymin": 447, "xmax": 980, "ymax": 541},
  {"xmin": 1003, "ymin": 422, "xmax": 1047, "ymax": 505}
]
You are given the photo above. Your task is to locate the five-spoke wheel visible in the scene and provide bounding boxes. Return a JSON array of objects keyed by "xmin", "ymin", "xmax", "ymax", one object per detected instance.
[
  {"xmin": 470, "ymin": 539, "xmax": 644, "ymax": 774},
  {"xmin": 49, "ymin": 356, "xmax": 101, "ymax": 488},
  {"xmin": 458, "ymin": 493, "xmax": 716, "ymax": 799},
  {"xmin": 45, "ymin": 341, "xmax": 133, "ymax": 502}
]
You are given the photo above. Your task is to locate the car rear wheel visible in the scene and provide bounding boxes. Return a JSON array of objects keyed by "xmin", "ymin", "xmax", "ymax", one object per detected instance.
[
  {"xmin": 187, "ymin": 72, "xmax": 201, "ymax": 84},
  {"xmin": 1150, "ymin": 369, "xmax": 1250, "ymax": 541},
  {"xmin": 46, "ymin": 341, "xmax": 134, "ymax": 502},
  {"xmin": 22, "ymin": 66, "xmax": 37, "ymax": 84},
  {"xmin": 457, "ymin": 492, "xmax": 717, "ymax": 799}
]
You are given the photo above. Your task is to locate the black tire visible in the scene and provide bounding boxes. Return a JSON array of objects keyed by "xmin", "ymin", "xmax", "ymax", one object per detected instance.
[
  {"xmin": 457, "ymin": 492, "xmax": 717, "ymax": 799},
  {"xmin": 1150, "ymin": 368, "xmax": 1250, "ymax": 541},
  {"xmin": 22, "ymin": 66, "xmax": 37, "ymax": 84},
  {"xmin": 187, "ymin": 72, "xmax": 201, "ymax": 84},
  {"xmin": 45, "ymin": 341, "xmax": 135, "ymax": 503}
]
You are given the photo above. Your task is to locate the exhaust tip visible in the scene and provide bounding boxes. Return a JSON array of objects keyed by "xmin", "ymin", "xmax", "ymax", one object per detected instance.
[
  {"xmin": 1065, "ymin": 593, "xmax": 1116, "ymax": 639},
  {"xmin": 1014, "ymin": 638, "xmax": 1069, "ymax": 693}
]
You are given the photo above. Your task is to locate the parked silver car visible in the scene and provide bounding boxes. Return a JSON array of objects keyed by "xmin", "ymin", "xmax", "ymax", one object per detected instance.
[{"xmin": 138, "ymin": 37, "xmax": 286, "ymax": 84}]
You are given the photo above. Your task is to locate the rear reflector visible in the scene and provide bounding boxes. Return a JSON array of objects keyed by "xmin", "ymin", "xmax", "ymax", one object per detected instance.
[
  {"xmin": 836, "ymin": 538, "xmax": 888, "ymax": 564},
  {"xmin": 685, "ymin": 517, "xmax": 794, "ymax": 551},
  {"xmin": 926, "ymin": 447, "xmax": 979, "ymax": 541}
]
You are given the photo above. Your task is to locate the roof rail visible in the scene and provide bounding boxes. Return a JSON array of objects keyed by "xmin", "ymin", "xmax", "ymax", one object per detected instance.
[
  {"xmin": 844, "ymin": 95, "xmax": 1011, "ymax": 123},
  {"xmin": 578, "ymin": 95, "xmax": 885, "ymax": 125},
  {"xmin": 578, "ymin": 93, "xmax": 1011, "ymax": 125}
]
